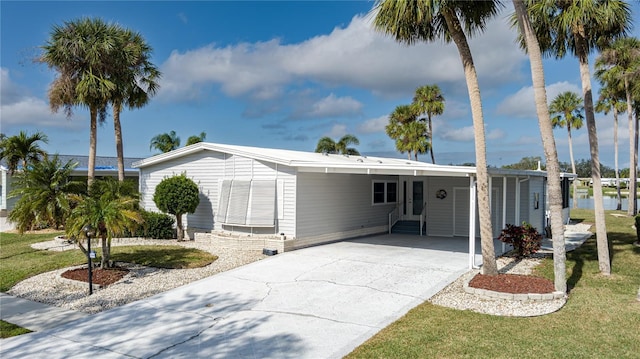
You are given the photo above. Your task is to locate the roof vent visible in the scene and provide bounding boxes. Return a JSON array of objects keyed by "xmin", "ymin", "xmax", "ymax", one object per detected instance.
[
  {"xmin": 357, "ymin": 158, "xmax": 363, "ymax": 162},
  {"xmin": 377, "ymin": 160, "xmax": 383, "ymax": 164}
]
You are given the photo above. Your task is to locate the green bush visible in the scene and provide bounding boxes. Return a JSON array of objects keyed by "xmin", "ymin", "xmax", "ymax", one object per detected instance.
[
  {"xmin": 498, "ymin": 222, "xmax": 542, "ymax": 258},
  {"xmin": 128, "ymin": 210, "xmax": 175, "ymax": 239},
  {"xmin": 635, "ymin": 214, "xmax": 640, "ymax": 243},
  {"xmin": 153, "ymin": 173, "xmax": 200, "ymax": 241}
]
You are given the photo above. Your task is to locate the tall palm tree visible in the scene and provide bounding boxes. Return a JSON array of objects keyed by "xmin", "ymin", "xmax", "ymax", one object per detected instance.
[
  {"xmin": 413, "ymin": 84, "xmax": 445, "ymax": 164},
  {"xmin": 386, "ymin": 104, "xmax": 422, "ymax": 160},
  {"xmin": 400, "ymin": 121, "xmax": 430, "ymax": 161},
  {"xmin": 8, "ymin": 155, "xmax": 85, "ymax": 232},
  {"xmin": 66, "ymin": 178, "xmax": 142, "ymax": 268},
  {"xmin": 527, "ymin": 0, "xmax": 631, "ymax": 275},
  {"xmin": 0, "ymin": 130, "xmax": 49, "ymax": 175},
  {"xmin": 40, "ymin": 18, "xmax": 120, "ymax": 187},
  {"xmin": 110, "ymin": 28, "xmax": 161, "ymax": 182},
  {"xmin": 372, "ymin": 0, "xmax": 502, "ymax": 275},
  {"xmin": 150, "ymin": 131, "xmax": 181, "ymax": 153},
  {"xmin": 596, "ymin": 37, "xmax": 640, "ymax": 215},
  {"xmin": 314, "ymin": 134, "xmax": 360, "ymax": 155},
  {"xmin": 186, "ymin": 131, "xmax": 207, "ymax": 146},
  {"xmin": 594, "ymin": 76, "xmax": 627, "ymax": 210},
  {"xmin": 550, "ymin": 91, "xmax": 584, "ymax": 210},
  {"xmin": 511, "ymin": 0, "xmax": 567, "ymax": 293}
]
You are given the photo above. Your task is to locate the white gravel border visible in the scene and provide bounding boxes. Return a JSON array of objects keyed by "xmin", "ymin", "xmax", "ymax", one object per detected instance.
[{"xmin": 10, "ymin": 239, "xmax": 266, "ymax": 314}]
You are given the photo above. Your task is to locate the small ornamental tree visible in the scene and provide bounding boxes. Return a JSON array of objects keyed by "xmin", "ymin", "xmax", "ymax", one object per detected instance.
[
  {"xmin": 153, "ymin": 173, "xmax": 200, "ymax": 241},
  {"xmin": 498, "ymin": 222, "xmax": 542, "ymax": 258}
]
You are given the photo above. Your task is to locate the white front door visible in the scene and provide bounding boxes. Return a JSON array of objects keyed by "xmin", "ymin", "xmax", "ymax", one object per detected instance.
[{"xmin": 400, "ymin": 177, "xmax": 425, "ymax": 221}]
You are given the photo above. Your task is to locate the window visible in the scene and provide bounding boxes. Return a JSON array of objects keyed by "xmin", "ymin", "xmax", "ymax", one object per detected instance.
[{"xmin": 372, "ymin": 181, "xmax": 398, "ymax": 205}]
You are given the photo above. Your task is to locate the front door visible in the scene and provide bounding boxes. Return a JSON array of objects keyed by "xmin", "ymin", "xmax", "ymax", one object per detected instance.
[{"xmin": 401, "ymin": 178, "xmax": 425, "ymax": 221}]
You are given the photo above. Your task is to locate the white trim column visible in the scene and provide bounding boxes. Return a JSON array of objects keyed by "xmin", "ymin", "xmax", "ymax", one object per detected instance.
[
  {"xmin": 502, "ymin": 176, "xmax": 507, "ymax": 253},
  {"xmin": 469, "ymin": 176, "xmax": 477, "ymax": 269}
]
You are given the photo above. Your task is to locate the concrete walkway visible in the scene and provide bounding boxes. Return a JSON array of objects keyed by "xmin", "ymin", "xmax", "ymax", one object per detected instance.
[
  {"xmin": 0, "ymin": 234, "xmax": 471, "ymax": 358},
  {"xmin": 0, "ymin": 293, "xmax": 89, "ymax": 332}
]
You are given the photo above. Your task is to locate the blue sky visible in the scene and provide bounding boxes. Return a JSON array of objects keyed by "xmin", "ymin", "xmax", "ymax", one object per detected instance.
[{"xmin": 2, "ymin": 1, "xmax": 640, "ymax": 168}]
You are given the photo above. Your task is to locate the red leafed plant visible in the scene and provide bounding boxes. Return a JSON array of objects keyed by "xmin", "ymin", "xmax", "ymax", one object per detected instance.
[{"xmin": 498, "ymin": 222, "xmax": 542, "ymax": 258}]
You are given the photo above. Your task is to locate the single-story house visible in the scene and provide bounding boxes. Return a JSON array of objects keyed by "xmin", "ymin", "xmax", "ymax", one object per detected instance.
[
  {"xmin": 133, "ymin": 142, "xmax": 573, "ymax": 268},
  {"xmin": 1, "ymin": 155, "xmax": 143, "ymax": 216}
]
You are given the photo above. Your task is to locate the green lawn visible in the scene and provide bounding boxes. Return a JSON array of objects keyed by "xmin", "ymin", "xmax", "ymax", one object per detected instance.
[
  {"xmin": 0, "ymin": 320, "xmax": 31, "ymax": 338},
  {"xmin": 347, "ymin": 209, "xmax": 640, "ymax": 359}
]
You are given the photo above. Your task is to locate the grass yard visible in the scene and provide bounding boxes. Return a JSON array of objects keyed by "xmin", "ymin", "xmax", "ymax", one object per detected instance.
[
  {"xmin": 347, "ymin": 209, "xmax": 640, "ymax": 359},
  {"xmin": 0, "ymin": 320, "xmax": 31, "ymax": 338}
]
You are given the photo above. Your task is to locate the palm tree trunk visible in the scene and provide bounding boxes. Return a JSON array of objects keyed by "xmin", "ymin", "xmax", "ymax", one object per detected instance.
[
  {"xmin": 625, "ymin": 77, "xmax": 637, "ymax": 215},
  {"xmin": 113, "ymin": 101, "xmax": 125, "ymax": 182},
  {"xmin": 614, "ymin": 107, "xmax": 621, "ymax": 210},
  {"xmin": 576, "ymin": 34, "xmax": 610, "ymax": 275},
  {"xmin": 513, "ymin": 0, "xmax": 566, "ymax": 293},
  {"xmin": 428, "ymin": 116, "xmax": 435, "ymax": 164},
  {"xmin": 567, "ymin": 126, "xmax": 578, "ymax": 209},
  {"xmin": 88, "ymin": 107, "xmax": 98, "ymax": 188},
  {"xmin": 442, "ymin": 8, "xmax": 497, "ymax": 276}
]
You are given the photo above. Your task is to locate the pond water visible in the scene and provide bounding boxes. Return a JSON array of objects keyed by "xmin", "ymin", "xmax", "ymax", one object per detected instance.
[{"xmin": 569, "ymin": 194, "xmax": 638, "ymax": 211}]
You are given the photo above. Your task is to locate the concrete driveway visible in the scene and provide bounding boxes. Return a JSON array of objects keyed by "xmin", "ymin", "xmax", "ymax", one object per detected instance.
[{"xmin": 1, "ymin": 234, "xmax": 471, "ymax": 359}]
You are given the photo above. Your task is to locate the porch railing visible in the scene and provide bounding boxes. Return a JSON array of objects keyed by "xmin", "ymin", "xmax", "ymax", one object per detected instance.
[
  {"xmin": 388, "ymin": 203, "xmax": 401, "ymax": 234},
  {"xmin": 419, "ymin": 202, "xmax": 427, "ymax": 236}
]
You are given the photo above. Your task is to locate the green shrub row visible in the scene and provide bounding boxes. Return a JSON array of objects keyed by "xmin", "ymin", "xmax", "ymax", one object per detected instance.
[{"xmin": 127, "ymin": 209, "xmax": 175, "ymax": 239}]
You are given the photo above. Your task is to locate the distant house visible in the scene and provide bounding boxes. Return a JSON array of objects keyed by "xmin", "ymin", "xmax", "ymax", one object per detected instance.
[
  {"xmin": 133, "ymin": 142, "xmax": 571, "ymax": 267},
  {"xmin": 0, "ymin": 155, "xmax": 143, "ymax": 215}
]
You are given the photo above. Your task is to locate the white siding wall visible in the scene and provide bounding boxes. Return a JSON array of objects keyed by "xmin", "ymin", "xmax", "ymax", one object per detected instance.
[
  {"xmin": 528, "ymin": 177, "xmax": 546, "ymax": 232},
  {"xmin": 295, "ymin": 173, "xmax": 395, "ymax": 241},
  {"xmin": 425, "ymin": 177, "xmax": 469, "ymax": 236},
  {"xmin": 138, "ymin": 151, "xmax": 296, "ymax": 236}
]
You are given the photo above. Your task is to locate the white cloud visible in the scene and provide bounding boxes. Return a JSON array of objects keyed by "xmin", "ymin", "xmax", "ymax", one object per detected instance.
[
  {"xmin": 326, "ymin": 124, "xmax": 347, "ymax": 138},
  {"xmin": 358, "ymin": 115, "xmax": 388, "ymax": 134},
  {"xmin": 496, "ymin": 81, "xmax": 582, "ymax": 118},
  {"xmin": 307, "ymin": 94, "xmax": 362, "ymax": 118},
  {"xmin": 440, "ymin": 125, "xmax": 505, "ymax": 142},
  {"xmin": 158, "ymin": 11, "xmax": 526, "ymax": 103},
  {"xmin": 0, "ymin": 68, "xmax": 79, "ymax": 130}
]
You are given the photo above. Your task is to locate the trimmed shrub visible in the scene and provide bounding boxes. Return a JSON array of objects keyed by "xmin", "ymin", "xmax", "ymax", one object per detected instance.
[
  {"xmin": 498, "ymin": 222, "xmax": 542, "ymax": 258},
  {"xmin": 127, "ymin": 210, "xmax": 175, "ymax": 239},
  {"xmin": 153, "ymin": 173, "xmax": 200, "ymax": 241}
]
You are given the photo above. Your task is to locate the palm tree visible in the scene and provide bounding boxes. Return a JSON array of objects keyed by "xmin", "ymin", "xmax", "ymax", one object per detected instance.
[
  {"xmin": 186, "ymin": 131, "xmax": 207, "ymax": 146},
  {"xmin": 400, "ymin": 121, "xmax": 430, "ymax": 161},
  {"xmin": 596, "ymin": 37, "xmax": 640, "ymax": 215},
  {"xmin": 40, "ymin": 18, "xmax": 120, "ymax": 187},
  {"xmin": 8, "ymin": 155, "xmax": 85, "ymax": 232},
  {"xmin": 511, "ymin": 0, "xmax": 567, "ymax": 293},
  {"xmin": 550, "ymin": 91, "xmax": 583, "ymax": 210},
  {"xmin": 594, "ymin": 77, "xmax": 627, "ymax": 210},
  {"xmin": 527, "ymin": 0, "xmax": 631, "ymax": 276},
  {"xmin": 110, "ymin": 28, "xmax": 161, "ymax": 182},
  {"xmin": 386, "ymin": 104, "xmax": 424, "ymax": 160},
  {"xmin": 372, "ymin": 0, "xmax": 501, "ymax": 275},
  {"xmin": 413, "ymin": 84, "xmax": 445, "ymax": 164},
  {"xmin": 150, "ymin": 131, "xmax": 181, "ymax": 153},
  {"xmin": 66, "ymin": 178, "xmax": 142, "ymax": 268},
  {"xmin": 0, "ymin": 130, "xmax": 49, "ymax": 175},
  {"xmin": 315, "ymin": 134, "xmax": 360, "ymax": 155}
]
